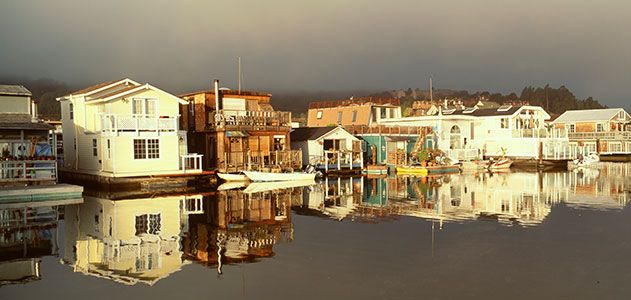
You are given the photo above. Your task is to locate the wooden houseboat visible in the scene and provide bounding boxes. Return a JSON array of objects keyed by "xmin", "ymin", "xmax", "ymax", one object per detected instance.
[
  {"xmin": 290, "ymin": 126, "xmax": 363, "ymax": 174},
  {"xmin": 552, "ymin": 108, "xmax": 631, "ymax": 162},
  {"xmin": 179, "ymin": 80, "xmax": 301, "ymax": 173}
]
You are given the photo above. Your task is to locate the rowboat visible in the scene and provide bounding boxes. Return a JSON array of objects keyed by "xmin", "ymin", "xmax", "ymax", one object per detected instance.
[
  {"xmin": 243, "ymin": 171, "xmax": 317, "ymax": 182},
  {"xmin": 217, "ymin": 172, "xmax": 249, "ymax": 182},
  {"xmin": 243, "ymin": 179, "xmax": 316, "ymax": 194},
  {"xmin": 395, "ymin": 166, "xmax": 428, "ymax": 176},
  {"xmin": 489, "ymin": 158, "xmax": 513, "ymax": 171}
]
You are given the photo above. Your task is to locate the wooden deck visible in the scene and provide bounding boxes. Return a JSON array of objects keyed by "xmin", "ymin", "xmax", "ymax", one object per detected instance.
[{"xmin": 0, "ymin": 184, "xmax": 83, "ymax": 207}]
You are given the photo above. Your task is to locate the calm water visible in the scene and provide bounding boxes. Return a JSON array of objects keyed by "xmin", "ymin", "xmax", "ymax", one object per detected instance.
[{"xmin": 2, "ymin": 163, "xmax": 631, "ymax": 299}]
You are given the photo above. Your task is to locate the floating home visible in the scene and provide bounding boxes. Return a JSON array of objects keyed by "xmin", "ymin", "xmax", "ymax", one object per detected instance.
[
  {"xmin": 179, "ymin": 82, "xmax": 301, "ymax": 173},
  {"xmin": 552, "ymin": 108, "xmax": 631, "ymax": 161},
  {"xmin": 290, "ymin": 126, "xmax": 363, "ymax": 173},
  {"xmin": 56, "ymin": 78, "xmax": 203, "ymax": 183},
  {"xmin": 305, "ymin": 98, "xmax": 434, "ymax": 168},
  {"xmin": 380, "ymin": 105, "xmax": 575, "ymax": 168}
]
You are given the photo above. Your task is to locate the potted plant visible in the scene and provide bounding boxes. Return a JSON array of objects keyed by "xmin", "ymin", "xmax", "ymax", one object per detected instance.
[{"xmin": 419, "ymin": 149, "xmax": 429, "ymax": 167}]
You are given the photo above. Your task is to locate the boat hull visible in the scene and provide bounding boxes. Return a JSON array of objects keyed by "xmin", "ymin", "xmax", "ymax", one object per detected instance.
[
  {"xmin": 217, "ymin": 173, "xmax": 249, "ymax": 182},
  {"xmin": 243, "ymin": 171, "xmax": 317, "ymax": 182}
]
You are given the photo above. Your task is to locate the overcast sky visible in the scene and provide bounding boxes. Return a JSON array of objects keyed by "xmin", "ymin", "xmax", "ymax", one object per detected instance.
[{"xmin": 1, "ymin": 0, "xmax": 629, "ymax": 108}]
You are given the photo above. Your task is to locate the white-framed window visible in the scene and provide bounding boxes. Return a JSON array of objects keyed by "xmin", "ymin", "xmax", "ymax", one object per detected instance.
[
  {"xmin": 92, "ymin": 139, "xmax": 97, "ymax": 156},
  {"xmin": 568, "ymin": 124, "xmax": 575, "ymax": 133},
  {"xmin": 106, "ymin": 139, "xmax": 111, "ymax": 159},
  {"xmin": 134, "ymin": 139, "xmax": 159, "ymax": 159},
  {"xmin": 135, "ymin": 213, "xmax": 161, "ymax": 235},
  {"xmin": 596, "ymin": 123, "xmax": 604, "ymax": 132},
  {"xmin": 351, "ymin": 110, "xmax": 357, "ymax": 122},
  {"xmin": 450, "ymin": 125, "xmax": 461, "ymax": 149},
  {"xmin": 69, "ymin": 103, "xmax": 74, "ymax": 120},
  {"xmin": 500, "ymin": 118, "xmax": 509, "ymax": 129},
  {"xmin": 585, "ymin": 142, "xmax": 597, "ymax": 153},
  {"xmin": 316, "ymin": 110, "xmax": 323, "ymax": 119},
  {"xmin": 132, "ymin": 98, "xmax": 158, "ymax": 116},
  {"xmin": 619, "ymin": 110, "xmax": 625, "ymax": 120},
  {"xmin": 337, "ymin": 111, "xmax": 343, "ymax": 124},
  {"xmin": 609, "ymin": 142, "xmax": 622, "ymax": 153}
]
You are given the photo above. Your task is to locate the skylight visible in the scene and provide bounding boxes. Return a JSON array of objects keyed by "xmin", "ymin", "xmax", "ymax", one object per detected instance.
[
  {"xmin": 463, "ymin": 107, "xmax": 477, "ymax": 114},
  {"xmin": 443, "ymin": 108, "xmax": 456, "ymax": 115},
  {"xmin": 497, "ymin": 104, "xmax": 512, "ymax": 112}
]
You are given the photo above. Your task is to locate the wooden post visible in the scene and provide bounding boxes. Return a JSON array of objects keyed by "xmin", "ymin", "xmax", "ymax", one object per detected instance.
[
  {"xmin": 538, "ymin": 141, "xmax": 543, "ymax": 166},
  {"xmin": 337, "ymin": 151, "xmax": 341, "ymax": 171}
]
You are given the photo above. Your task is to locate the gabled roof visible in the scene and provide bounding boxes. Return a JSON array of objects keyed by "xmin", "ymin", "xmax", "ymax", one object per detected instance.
[
  {"xmin": 58, "ymin": 78, "xmax": 140, "ymax": 99},
  {"xmin": 57, "ymin": 78, "xmax": 187, "ymax": 105},
  {"xmin": 553, "ymin": 108, "xmax": 628, "ymax": 123},
  {"xmin": 0, "ymin": 85, "xmax": 32, "ymax": 96},
  {"xmin": 291, "ymin": 126, "xmax": 338, "ymax": 142}
]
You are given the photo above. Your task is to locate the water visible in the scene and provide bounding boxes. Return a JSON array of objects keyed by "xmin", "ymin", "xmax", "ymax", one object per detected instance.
[{"xmin": 2, "ymin": 163, "xmax": 631, "ymax": 299}]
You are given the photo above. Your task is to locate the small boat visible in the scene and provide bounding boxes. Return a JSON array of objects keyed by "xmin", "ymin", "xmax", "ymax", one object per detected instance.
[
  {"xmin": 217, "ymin": 172, "xmax": 249, "ymax": 182},
  {"xmin": 395, "ymin": 166, "xmax": 428, "ymax": 176},
  {"xmin": 571, "ymin": 152, "xmax": 600, "ymax": 168},
  {"xmin": 243, "ymin": 179, "xmax": 316, "ymax": 193},
  {"xmin": 217, "ymin": 181, "xmax": 249, "ymax": 191},
  {"xmin": 243, "ymin": 171, "xmax": 317, "ymax": 182},
  {"xmin": 489, "ymin": 158, "xmax": 513, "ymax": 171}
]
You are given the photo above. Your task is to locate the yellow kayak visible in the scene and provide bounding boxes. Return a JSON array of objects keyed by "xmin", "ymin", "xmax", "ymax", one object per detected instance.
[{"xmin": 395, "ymin": 166, "xmax": 429, "ymax": 176}]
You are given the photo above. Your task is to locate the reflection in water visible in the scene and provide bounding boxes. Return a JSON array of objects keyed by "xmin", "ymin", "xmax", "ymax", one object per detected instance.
[
  {"xmin": 0, "ymin": 204, "xmax": 64, "ymax": 286},
  {"xmin": 294, "ymin": 163, "xmax": 630, "ymax": 227}
]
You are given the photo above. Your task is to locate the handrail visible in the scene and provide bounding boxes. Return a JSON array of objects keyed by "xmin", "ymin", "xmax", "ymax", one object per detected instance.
[{"xmin": 0, "ymin": 159, "xmax": 57, "ymax": 181}]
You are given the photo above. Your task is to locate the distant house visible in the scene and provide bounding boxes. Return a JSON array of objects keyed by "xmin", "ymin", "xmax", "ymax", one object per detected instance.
[
  {"xmin": 179, "ymin": 84, "xmax": 301, "ymax": 173},
  {"xmin": 307, "ymin": 98, "xmax": 402, "ymax": 127},
  {"xmin": 56, "ymin": 78, "xmax": 202, "ymax": 177},
  {"xmin": 0, "ymin": 85, "xmax": 58, "ymax": 185},
  {"xmin": 291, "ymin": 126, "xmax": 363, "ymax": 172},
  {"xmin": 552, "ymin": 108, "xmax": 631, "ymax": 156}
]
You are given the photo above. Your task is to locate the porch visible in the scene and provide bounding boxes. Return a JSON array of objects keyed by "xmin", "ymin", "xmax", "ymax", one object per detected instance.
[
  {"xmin": 218, "ymin": 150, "xmax": 302, "ymax": 173},
  {"xmin": 0, "ymin": 125, "xmax": 57, "ymax": 185},
  {"xmin": 311, "ymin": 150, "xmax": 364, "ymax": 172},
  {"xmin": 100, "ymin": 114, "xmax": 179, "ymax": 136}
]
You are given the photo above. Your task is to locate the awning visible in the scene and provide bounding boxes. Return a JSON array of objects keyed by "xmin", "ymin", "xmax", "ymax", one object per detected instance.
[{"xmin": 226, "ymin": 131, "xmax": 248, "ymax": 137}]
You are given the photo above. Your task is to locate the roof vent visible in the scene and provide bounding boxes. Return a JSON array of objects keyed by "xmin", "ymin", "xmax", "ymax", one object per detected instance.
[{"xmin": 497, "ymin": 104, "xmax": 512, "ymax": 112}]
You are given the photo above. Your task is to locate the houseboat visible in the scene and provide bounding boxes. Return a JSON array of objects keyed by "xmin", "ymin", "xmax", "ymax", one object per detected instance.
[
  {"xmin": 56, "ymin": 78, "xmax": 203, "ymax": 183},
  {"xmin": 290, "ymin": 126, "xmax": 363, "ymax": 174},
  {"xmin": 179, "ymin": 80, "xmax": 301, "ymax": 174},
  {"xmin": 552, "ymin": 108, "xmax": 631, "ymax": 162},
  {"xmin": 379, "ymin": 104, "xmax": 575, "ymax": 169}
]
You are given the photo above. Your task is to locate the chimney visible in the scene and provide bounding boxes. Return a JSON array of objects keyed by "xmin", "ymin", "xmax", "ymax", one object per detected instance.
[{"xmin": 214, "ymin": 79, "xmax": 220, "ymax": 111}]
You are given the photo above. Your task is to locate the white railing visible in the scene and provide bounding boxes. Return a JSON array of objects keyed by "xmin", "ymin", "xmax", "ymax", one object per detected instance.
[
  {"xmin": 0, "ymin": 160, "xmax": 57, "ymax": 182},
  {"xmin": 541, "ymin": 142, "xmax": 578, "ymax": 160},
  {"xmin": 445, "ymin": 149, "xmax": 480, "ymax": 161},
  {"xmin": 568, "ymin": 131, "xmax": 631, "ymax": 140},
  {"xmin": 101, "ymin": 115, "xmax": 179, "ymax": 135},
  {"xmin": 180, "ymin": 154, "xmax": 203, "ymax": 173},
  {"xmin": 511, "ymin": 128, "xmax": 567, "ymax": 139},
  {"xmin": 315, "ymin": 150, "xmax": 364, "ymax": 172},
  {"xmin": 209, "ymin": 110, "xmax": 291, "ymax": 130}
]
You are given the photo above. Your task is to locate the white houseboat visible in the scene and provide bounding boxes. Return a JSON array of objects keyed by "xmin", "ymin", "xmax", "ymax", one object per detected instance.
[
  {"xmin": 290, "ymin": 126, "xmax": 363, "ymax": 173},
  {"xmin": 56, "ymin": 78, "xmax": 202, "ymax": 178}
]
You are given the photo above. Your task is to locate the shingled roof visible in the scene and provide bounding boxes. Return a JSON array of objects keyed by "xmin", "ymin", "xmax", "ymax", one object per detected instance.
[
  {"xmin": 291, "ymin": 126, "xmax": 337, "ymax": 142},
  {"xmin": 553, "ymin": 108, "xmax": 628, "ymax": 123},
  {"xmin": 0, "ymin": 85, "xmax": 32, "ymax": 96}
]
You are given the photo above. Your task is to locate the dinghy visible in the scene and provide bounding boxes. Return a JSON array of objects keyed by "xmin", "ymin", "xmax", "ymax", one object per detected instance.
[
  {"xmin": 489, "ymin": 158, "xmax": 513, "ymax": 171},
  {"xmin": 217, "ymin": 172, "xmax": 249, "ymax": 182}
]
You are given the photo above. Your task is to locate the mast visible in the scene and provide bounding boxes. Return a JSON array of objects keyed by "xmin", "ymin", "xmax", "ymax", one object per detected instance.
[
  {"xmin": 238, "ymin": 56, "xmax": 242, "ymax": 93},
  {"xmin": 429, "ymin": 76, "xmax": 433, "ymax": 103}
]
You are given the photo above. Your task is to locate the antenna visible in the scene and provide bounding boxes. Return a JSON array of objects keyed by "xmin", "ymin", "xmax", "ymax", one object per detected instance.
[{"xmin": 429, "ymin": 76, "xmax": 433, "ymax": 103}]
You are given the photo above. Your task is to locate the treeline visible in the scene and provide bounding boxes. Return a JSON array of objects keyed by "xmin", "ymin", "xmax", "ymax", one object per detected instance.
[{"xmin": 375, "ymin": 85, "xmax": 606, "ymax": 114}]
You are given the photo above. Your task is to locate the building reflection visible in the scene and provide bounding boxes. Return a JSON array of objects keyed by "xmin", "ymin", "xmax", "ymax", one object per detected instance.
[
  {"xmin": 294, "ymin": 164, "xmax": 631, "ymax": 227},
  {"xmin": 182, "ymin": 188, "xmax": 294, "ymax": 274},
  {"xmin": 0, "ymin": 199, "xmax": 80, "ymax": 286}
]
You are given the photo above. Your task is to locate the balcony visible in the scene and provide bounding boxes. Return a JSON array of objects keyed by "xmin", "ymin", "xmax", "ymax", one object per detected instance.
[
  {"xmin": 208, "ymin": 110, "xmax": 291, "ymax": 131},
  {"xmin": 511, "ymin": 128, "xmax": 567, "ymax": 139},
  {"xmin": 568, "ymin": 131, "xmax": 631, "ymax": 140},
  {"xmin": 0, "ymin": 159, "xmax": 57, "ymax": 183},
  {"xmin": 219, "ymin": 150, "xmax": 302, "ymax": 173},
  {"xmin": 101, "ymin": 115, "xmax": 179, "ymax": 136}
]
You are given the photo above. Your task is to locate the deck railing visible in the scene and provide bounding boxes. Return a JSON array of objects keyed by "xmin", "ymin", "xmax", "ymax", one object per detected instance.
[
  {"xmin": 445, "ymin": 149, "xmax": 480, "ymax": 161},
  {"xmin": 101, "ymin": 114, "xmax": 179, "ymax": 135},
  {"xmin": 180, "ymin": 154, "xmax": 203, "ymax": 173},
  {"xmin": 310, "ymin": 150, "xmax": 364, "ymax": 171},
  {"xmin": 219, "ymin": 150, "xmax": 302, "ymax": 172},
  {"xmin": 511, "ymin": 128, "xmax": 567, "ymax": 139},
  {"xmin": 344, "ymin": 125, "xmax": 431, "ymax": 136},
  {"xmin": 0, "ymin": 160, "xmax": 57, "ymax": 182},
  {"xmin": 208, "ymin": 110, "xmax": 292, "ymax": 131},
  {"xmin": 568, "ymin": 131, "xmax": 631, "ymax": 140}
]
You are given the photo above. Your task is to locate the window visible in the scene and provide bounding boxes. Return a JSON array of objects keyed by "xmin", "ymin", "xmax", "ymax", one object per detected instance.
[
  {"xmin": 609, "ymin": 142, "xmax": 622, "ymax": 153},
  {"xmin": 132, "ymin": 98, "xmax": 158, "ymax": 116},
  {"xmin": 135, "ymin": 213, "xmax": 161, "ymax": 235},
  {"xmin": 351, "ymin": 110, "xmax": 357, "ymax": 122},
  {"xmin": 568, "ymin": 124, "xmax": 575, "ymax": 133},
  {"xmin": 380, "ymin": 108, "xmax": 387, "ymax": 119},
  {"xmin": 134, "ymin": 139, "xmax": 160, "ymax": 159},
  {"xmin": 449, "ymin": 125, "xmax": 461, "ymax": 149},
  {"xmin": 337, "ymin": 111, "xmax": 343, "ymax": 124},
  {"xmin": 500, "ymin": 118, "xmax": 509, "ymax": 129},
  {"xmin": 69, "ymin": 103, "xmax": 74, "ymax": 119},
  {"xmin": 619, "ymin": 111, "xmax": 625, "ymax": 120},
  {"xmin": 106, "ymin": 139, "xmax": 111, "ymax": 159},
  {"xmin": 92, "ymin": 139, "xmax": 97, "ymax": 156},
  {"xmin": 596, "ymin": 123, "xmax": 604, "ymax": 132},
  {"xmin": 316, "ymin": 110, "xmax": 323, "ymax": 119}
]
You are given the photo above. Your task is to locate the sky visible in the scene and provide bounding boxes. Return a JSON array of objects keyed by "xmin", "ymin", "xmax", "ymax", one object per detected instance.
[{"xmin": 0, "ymin": 0, "xmax": 629, "ymax": 108}]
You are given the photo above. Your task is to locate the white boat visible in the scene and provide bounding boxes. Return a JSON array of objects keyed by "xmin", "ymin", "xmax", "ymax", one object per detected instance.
[
  {"xmin": 217, "ymin": 172, "xmax": 249, "ymax": 182},
  {"xmin": 489, "ymin": 158, "xmax": 513, "ymax": 171},
  {"xmin": 217, "ymin": 181, "xmax": 249, "ymax": 191},
  {"xmin": 572, "ymin": 152, "xmax": 600, "ymax": 168},
  {"xmin": 243, "ymin": 171, "xmax": 316, "ymax": 182},
  {"xmin": 243, "ymin": 179, "xmax": 316, "ymax": 194}
]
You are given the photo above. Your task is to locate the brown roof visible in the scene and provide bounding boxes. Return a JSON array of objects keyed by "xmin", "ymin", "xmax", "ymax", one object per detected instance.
[
  {"xmin": 179, "ymin": 89, "xmax": 272, "ymax": 98},
  {"xmin": 309, "ymin": 98, "xmax": 400, "ymax": 109},
  {"xmin": 65, "ymin": 78, "xmax": 126, "ymax": 96},
  {"xmin": 96, "ymin": 84, "xmax": 143, "ymax": 100},
  {"xmin": 291, "ymin": 126, "xmax": 337, "ymax": 142}
]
